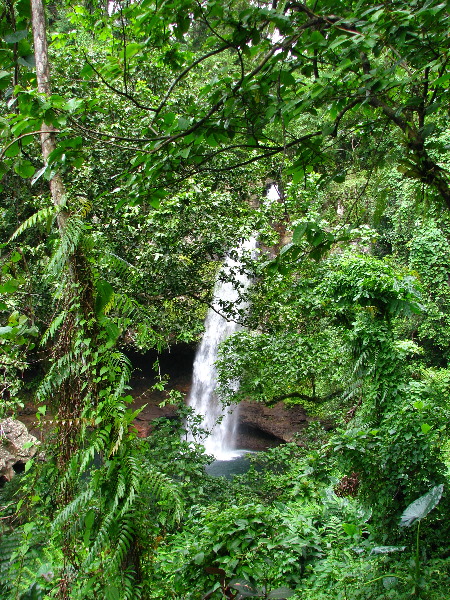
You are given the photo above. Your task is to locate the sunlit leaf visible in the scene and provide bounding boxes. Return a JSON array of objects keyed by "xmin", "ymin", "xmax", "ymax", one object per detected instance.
[{"xmin": 399, "ymin": 484, "xmax": 444, "ymax": 527}]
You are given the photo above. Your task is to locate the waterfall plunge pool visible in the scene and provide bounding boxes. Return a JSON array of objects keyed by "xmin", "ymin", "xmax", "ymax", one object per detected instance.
[{"xmin": 205, "ymin": 450, "xmax": 256, "ymax": 479}]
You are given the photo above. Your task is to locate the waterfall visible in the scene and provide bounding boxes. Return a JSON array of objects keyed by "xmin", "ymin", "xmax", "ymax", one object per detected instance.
[{"xmin": 187, "ymin": 238, "xmax": 256, "ymax": 460}]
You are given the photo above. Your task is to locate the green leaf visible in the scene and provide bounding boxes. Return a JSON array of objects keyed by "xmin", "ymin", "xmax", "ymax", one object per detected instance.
[
  {"xmin": 14, "ymin": 159, "xmax": 35, "ymax": 178},
  {"xmin": 4, "ymin": 30, "xmax": 28, "ymax": 44},
  {"xmin": 104, "ymin": 585, "xmax": 120, "ymax": 600},
  {"xmin": 279, "ymin": 70, "xmax": 296, "ymax": 86},
  {"xmin": 0, "ymin": 70, "xmax": 10, "ymax": 90},
  {"xmin": 309, "ymin": 30, "xmax": 326, "ymax": 45},
  {"xmin": 95, "ymin": 279, "xmax": 114, "ymax": 315},
  {"xmin": 229, "ymin": 579, "xmax": 259, "ymax": 597},
  {"xmin": 4, "ymin": 142, "xmax": 21, "ymax": 158},
  {"xmin": 125, "ymin": 42, "xmax": 142, "ymax": 59},
  {"xmin": 434, "ymin": 73, "xmax": 450, "ymax": 86},
  {"xmin": 268, "ymin": 588, "xmax": 295, "ymax": 599},
  {"xmin": 342, "ymin": 523, "xmax": 360, "ymax": 536},
  {"xmin": 18, "ymin": 54, "xmax": 35, "ymax": 68},
  {"xmin": 83, "ymin": 508, "xmax": 95, "ymax": 546},
  {"xmin": 399, "ymin": 484, "xmax": 444, "ymax": 527},
  {"xmin": 80, "ymin": 63, "xmax": 94, "ymax": 79},
  {"xmin": 64, "ymin": 98, "xmax": 84, "ymax": 112},
  {"xmin": 292, "ymin": 222, "xmax": 309, "ymax": 244},
  {"xmin": 0, "ymin": 279, "xmax": 20, "ymax": 293},
  {"xmin": 193, "ymin": 551, "xmax": 204, "ymax": 564},
  {"xmin": 420, "ymin": 423, "xmax": 432, "ymax": 434}
]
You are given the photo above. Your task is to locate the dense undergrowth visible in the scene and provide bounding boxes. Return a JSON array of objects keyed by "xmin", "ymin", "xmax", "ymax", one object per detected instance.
[
  {"xmin": 1, "ymin": 0, "xmax": 450, "ymax": 597},
  {"xmin": 1, "ymin": 406, "xmax": 449, "ymax": 600}
]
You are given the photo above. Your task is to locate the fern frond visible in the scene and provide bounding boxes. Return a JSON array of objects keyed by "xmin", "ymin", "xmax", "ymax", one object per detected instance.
[
  {"xmin": 51, "ymin": 489, "xmax": 94, "ymax": 532},
  {"xmin": 40, "ymin": 310, "xmax": 67, "ymax": 346},
  {"xmin": 83, "ymin": 508, "xmax": 115, "ymax": 568},
  {"xmin": 78, "ymin": 199, "xmax": 93, "ymax": 218},
  {"xmin": 109, "ymin": 424, "xmax": 124, "ymax": 456},
  {"xmin": 121, "ymin": 569, "xmax": 142, "ymax": 600},
  {"xmin": 113, "ymin": 293, "xmax": 139, "ymax": 320},
  {"xmin": 46, "ymin": 216, "xmax": 84, "ymax": 277},
  {"xmin": 9, "ymin": 206, "xmax": 58, "ymax": 241},
  {"xmin": 143, "ymin": 468, "xmax": 183, "ymax": 525},
  {"xmin": 106, "ymin": 519, "xmax": 135, "ymax": 574},
  {"xmin": 102, "ymin": 251, "xmax": 139, "ymax": 282},
  {"xmin": 36, "ymin": 352, "xmax": 80, "ymax": 401}
]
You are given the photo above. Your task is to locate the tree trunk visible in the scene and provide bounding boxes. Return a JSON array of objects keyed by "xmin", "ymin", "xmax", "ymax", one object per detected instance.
[
  {"xmin": 31, "ymin": 0, "xmax": 68, "ymax": 231},
  {"xmin": 30, "ymin": 0, "xmax": 91, "ymax": 468}
]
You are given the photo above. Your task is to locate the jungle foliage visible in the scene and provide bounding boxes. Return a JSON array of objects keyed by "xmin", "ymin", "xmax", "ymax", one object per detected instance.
[{"xmin": 1, "ymin": 0, "xmax": 450, "ymax": 598}]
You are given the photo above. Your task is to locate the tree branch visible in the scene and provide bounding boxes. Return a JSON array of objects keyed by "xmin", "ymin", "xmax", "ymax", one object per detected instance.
[
  {"xmin": 152, "ymin": 44, "xmax": 232, "ymax": 121},
  {"xmin": 83, "ymin": 55, "xmax": 158, "ymax": 112},
  {"xmin": 0, "ymin": 130, "xmax": 60, "ymax": 160}
]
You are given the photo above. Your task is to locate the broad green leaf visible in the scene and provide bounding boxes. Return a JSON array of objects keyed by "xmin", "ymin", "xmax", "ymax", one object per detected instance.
[
  {"xmin": 0, "ymin": 70, "xmax": 10, "ymax": 90},
  {"xmin": 292, "ymin": 222, "xmax": 309, "ymax": 244},
  {"xmin": 434, "ymin": 73, "xmax": 450, "ymax": 85},
  {"xmin": 104, "ymin": 585, "xmax": 120, "ymax": 600},
  {"xmin": 0, "ymin": 279, "xmax": 20, "ymax": 293},
  {"xmin": 14, "ymin": 159, "xmax": 35, "ymax": 178},
  {"xmin": 125, "ymin": 42, "xmax": 142, "ymax": 59},
  {"xmin": 399, "ymin": 484, "xmax": 444, "ymax": 527},
  {"xmin": 229, "ymin": 579, "xmax": 259, "ymax": 597},
  {"xmin": 280, "ymin": 243, "xmax": 293, "ymax": 256},
  {"xmin": 18, "ymin": 55, "xmax": 35, "ymax": 68},
  {"xmin": 342, "ymin": 523, "xmax": 360, "ymax": 536},
  {"xmin": 80, "ymin": 63, "xmax": 94, "ymax": 79},
  {"xmin": 4, "ymin": 30, "xmax": 28, "ymax": 44},
  {"xmin": 279, "ymin": 70, "xmax": 296, "ymax": 86},
  {"xmin": 370, "ymin": 546, "xmax": 406, "ymax": 555},
  {"xmin": 268, "ymin": 588, "xmax": 295, "ymax": 599},
  {"xmin": 64, "ymin": 98, "xmax": 84, "ymax": 112},
  {"xmin": 4, "ymin": 142, "xmax": 21, "ymax": 158},
  {"xmin": 95, "ymin": 279, "xmax": 114, "ymax": 316}
]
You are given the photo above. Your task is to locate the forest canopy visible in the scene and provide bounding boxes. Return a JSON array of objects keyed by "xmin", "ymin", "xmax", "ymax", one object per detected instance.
[{"xmin": 0, "ymin": 0, "xmax": 450, "ymax": 599}]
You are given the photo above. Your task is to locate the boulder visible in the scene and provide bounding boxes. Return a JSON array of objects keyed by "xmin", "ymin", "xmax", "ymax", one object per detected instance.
[{"xmin": 0, "ymin": 418, "xmax": 40, "ymax": 483}]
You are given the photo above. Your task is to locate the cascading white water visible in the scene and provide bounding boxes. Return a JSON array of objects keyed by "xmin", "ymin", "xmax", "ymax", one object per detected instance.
[{"xmin": 187, "ymin": 238, "xmax": 256, "ymax": 460}]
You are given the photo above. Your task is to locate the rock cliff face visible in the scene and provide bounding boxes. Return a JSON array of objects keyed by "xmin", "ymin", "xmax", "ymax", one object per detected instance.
[
  {"xmin": 0, "ymin": 418, "xmax": 40, "ymax": 484},
  {"xmin": 237, "ymin": 401, "xmax": 311, "ymax": 445}
]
